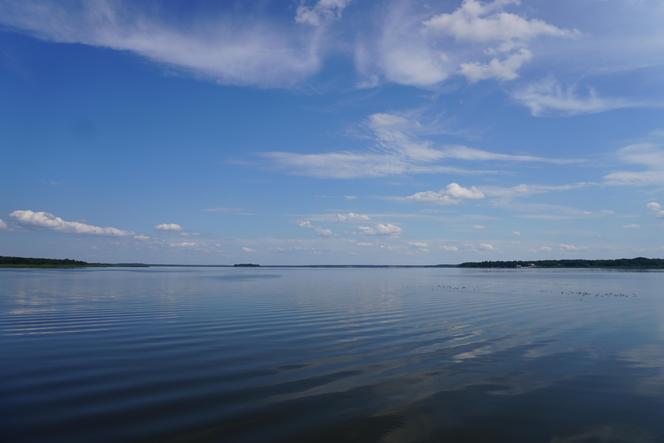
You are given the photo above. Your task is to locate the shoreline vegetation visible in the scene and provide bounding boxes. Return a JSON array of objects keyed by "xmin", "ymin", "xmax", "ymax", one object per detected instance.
[
  {"xmin": 0, "ymin": 256, "xmax": 149, "ymax": 268},
  {"xmin": 457, "ymin": 258, "xmax": 664, "ymax": 269},
  {"xmin": 2, "ymin": 256, "xmax": 664, "ymax": 269}
]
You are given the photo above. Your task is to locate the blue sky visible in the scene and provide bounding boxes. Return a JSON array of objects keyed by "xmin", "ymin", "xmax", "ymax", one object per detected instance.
[{"xmin": 1, "ymin": 0, "xmax": 664, "ymax": 264}]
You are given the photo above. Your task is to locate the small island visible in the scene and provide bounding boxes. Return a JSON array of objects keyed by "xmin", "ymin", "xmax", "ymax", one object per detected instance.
[{"xmin": 233, "ymin": 263, "xmax": 260, "ymax": 267}]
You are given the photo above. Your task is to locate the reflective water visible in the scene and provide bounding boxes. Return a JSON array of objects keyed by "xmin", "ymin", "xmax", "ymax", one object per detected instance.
[{"xmin": 1, "ymin": 267, "xmax": 664, "ymax": 442}]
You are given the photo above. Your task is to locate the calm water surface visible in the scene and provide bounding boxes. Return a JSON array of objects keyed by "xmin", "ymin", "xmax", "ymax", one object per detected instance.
[{"xmin": 1, "ymin": 267, "xmax": 664, "ymax": 442}]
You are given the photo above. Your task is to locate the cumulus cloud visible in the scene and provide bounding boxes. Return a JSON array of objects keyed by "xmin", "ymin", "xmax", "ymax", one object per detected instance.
[
  {"xmin": 460, "ymin": 48, "xmax": 531, "ymax": 82},
  {"xmin": 0, "ymin": 0, "xmax": 324, "ymax": 87},
  {"xmin": 423, "ymin": 0, "xmax": 575, "ymax": 43},
  {"xmin": 605, "ymin": 144, "xmax": 664, "ymax": 185},
  {"xmin": 647, "ymin": 202, "xmax": 664, "ymax": 217},
  {"xmin": 155, "ymin": 223, "xmax": 182, "ymax": 232},
  {"xmin": 0, "ymin": 219, "xmax": 6, "ymax": 230},
  {"xmin": 513, "ymin": 77, "xmax": 648, "ymax": 116},
  {"xmin": 358, "ymin": 223, "xmax": 402, "ymax": 236},
  {"xmin": 478, "ymin": 243, "xmax": 495, "ymax": 251},
  {"xmin": 241, "ymin": 246, "xmax": 255, "ymax": 253},
  {"xmin": 133, "ymin": 234, "xmax": 151, "ymax": 241},
  {"xmin": 406, "ymin": 183, "xmax": 485, "ymax": 205},
  {"xmin": 356, "ymin": 0, "xmax": 575, "ymax": 87},
  {"xmin": 10, "ymin": 210, "xmax": 131, "ymax": 236},
  {"xmin": 295, "ymin": 0, "xmax": 351, "ymax": 27}
]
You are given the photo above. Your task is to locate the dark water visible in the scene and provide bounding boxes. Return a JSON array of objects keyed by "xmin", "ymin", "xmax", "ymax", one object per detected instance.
[{"xmin": 1, "ymin": 267, "xmax": 664, "ymax": 442}]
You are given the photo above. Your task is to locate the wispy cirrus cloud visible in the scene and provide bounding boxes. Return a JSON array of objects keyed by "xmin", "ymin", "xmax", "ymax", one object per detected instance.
[
  {"xmin": 604, "ymin": 143, "xmax": 664, "ymax": 185},
  {"xmin": 336, "ymin": 212, "xmax": 370, "ymax": 222},
  {"xmin": 0, "ymin": 0, "xmax": 328, "ymax": 87},
  {"xmin": 403, "ymin": 181, "xmax": 591, "ymax": 205},
  {"xmin": 297, "ymin": 220, "xmax": 333, "ymax": 237},
  {"xmin": 358, "ymin": 223, "xmax": 402, "ymax": 236},
  {"xmin": 559, "ymin": 243, "xmax": 587, "ymax": 252},
  {"xmin": 513, "ymin": 77, "xmax": 654, "ymax": 116},
  {"xmin": 263, "ymin": 112, "xmax": 576, "ymax": 178},
  {"xmin": 295, "ymin": 0, "xmax": 352, "ymax": 27},
  {"xmin": 10, "ymin": 210, "xmax": 132, "ymax": 236}
]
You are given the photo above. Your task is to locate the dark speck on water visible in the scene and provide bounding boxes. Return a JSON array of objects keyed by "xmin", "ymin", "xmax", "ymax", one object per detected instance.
[{"xmin": 1, "ymin": 267, "xmax": 664, "ymax": 442}]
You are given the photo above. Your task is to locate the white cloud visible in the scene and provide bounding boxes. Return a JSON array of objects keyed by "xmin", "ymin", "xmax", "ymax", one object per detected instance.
[
  {"xmin": 512, "ymin": 230, "xmax": 521, "ymax": 236},
  {"xmin": 355, "ymin": 0, "xmax": 575, "ymax": 87},
  {"xmin": 605, "ymin": 144, "xmax": 664, "ymax": 185},
  {"xmin": 647, "ymin": 202, "xmax": 662, "ymax": 212},
  {"xmin": 441, "ymin": 244, "xmax": 460, "ymax": 252},
  {"xmin": 315, "ymin": 228, "xmax": 333, "ymax": 237},
  {"xmin": 460, "ymin": 48, "xmax": 531, "ymax": 82},
  {"xmin": 297, "ymin": 220, "xmax": 315, "ymax": 229},
  {"xmin": 265, "ymin": 112, "xmax": 574, "ymax": 179},
  {"xmin": 155, "ymin": 223, "xmax": 182, "ymax": 232},
  {"xmin": 336, "ymin": 212, "xmax": 370, "ymax": 222},
  {"xmin": 559, "ymin": 243, "xmax": 587, "ymax": 252},
  {"xmin": 10, "ymin": 210, "xmax": 131, "ymax": 236},
  {"xmin": 133, "ymin": 234, "xmax": 151, "ymax": 241},
  {"xmin": 358, "ymin": 223, "xmax": 402, "ymax": 236},
  {"xmin": 241, "ymin": 246, "xmax": 256, "ymax": 253},
  {"xmin": 472, "ymin": 224, "xmax": 486, "ymax": 230},
  {"xmin": 0, "ymin": 0, "xmax": 324, "ymax": 87},
  {"xmin": 355, "ymin": 241, "xmax": 373, "ymax": 247},
  {"xmin": 357, "ymin": 0, "xmax": 574, "ymax": 87},
  {"xmin": 408, "ymin": 241, "xmax": 429, "ymax": 252},
  {"xmin": 647, "ymin": 202, "xmax": 664, "ymax": 217},
  {"xmin": 438, "ymin": 145, "xmax": 576, "ymax": 164},
  {"xmin": 622, "ymin": 224, "xmax": 640, "ymax": 229},
  {"xmin": 478, "ymin": 243, "xmax": 495, "ymax": 251},
  {"xmin": 0, "ymin": 219, "xmax": 6, "ymax": 230},
  {"xmin": 481, "ymin": 182, "xmax": 591, "ymax": 200},
  {"xmin": 513, "ymin": 77, "xmax": 648, "ymax": 116},
  {"xmin": 354, "ymin": 2, "xmax": 452, "ymax": 88},
  {"xmin": 423, "ymin": 0, "xmax": 575, "ymax": 43},
  {"xmin": 170, "ymin": 241, "xmax": 198, "ymax": 249},
  {"xmin": 297, "ymin": 219, "xmax": 333, "ymax": 237},
  {"xmin": 406, "ymin": 183, "xmax": 485, "ymax": 205},
  {"xmin": 295, "ymin": 0, "xmax": 351, "ymax": 27},
  {"xmin": 447, "ymin": 182, "xmax": 486, "ymax": 199}
]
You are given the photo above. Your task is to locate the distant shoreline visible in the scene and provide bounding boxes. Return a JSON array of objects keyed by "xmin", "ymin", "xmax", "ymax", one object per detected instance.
[{"xmin": 2, "ymin": 256, "xmax": 664, "ymax": 269}]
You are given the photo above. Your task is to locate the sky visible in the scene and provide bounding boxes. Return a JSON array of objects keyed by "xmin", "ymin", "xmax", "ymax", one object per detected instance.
[{"xmin": 1, "ymin": 0, "xmax": 664, "ymax": 265}]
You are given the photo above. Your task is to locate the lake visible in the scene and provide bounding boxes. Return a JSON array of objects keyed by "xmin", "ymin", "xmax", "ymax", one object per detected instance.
[{"xmin": 1, "ymin": 267, "xmax": 664, "ymax": 442}]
